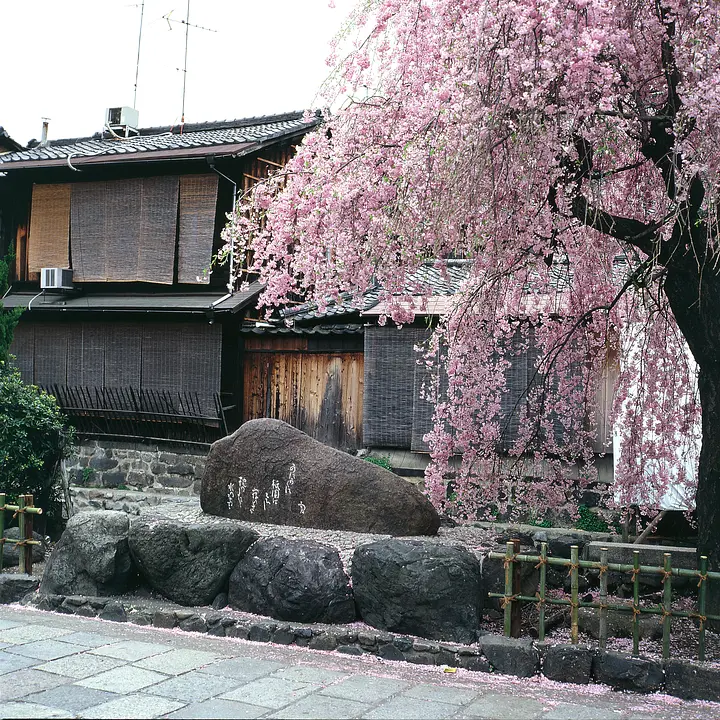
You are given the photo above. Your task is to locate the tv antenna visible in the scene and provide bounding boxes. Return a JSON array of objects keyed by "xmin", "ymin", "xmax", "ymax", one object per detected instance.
[
  {"xmin": 133, "ymin": 1, "xmax": 145, "ymax": 109},
  {"xmin": 163, "ymin": 3, "xmax": 218, "ymax": 127}
]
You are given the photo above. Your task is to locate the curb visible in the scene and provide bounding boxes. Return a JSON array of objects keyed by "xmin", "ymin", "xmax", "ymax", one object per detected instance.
[{"xmin": 15, "ymin": 591, "xmax": 720, "ymax": 701}]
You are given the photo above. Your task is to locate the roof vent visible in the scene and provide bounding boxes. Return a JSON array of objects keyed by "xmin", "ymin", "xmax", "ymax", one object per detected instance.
[{"xmin": 105, "ymin": 107, "xmax": 140, "ymax": 137}]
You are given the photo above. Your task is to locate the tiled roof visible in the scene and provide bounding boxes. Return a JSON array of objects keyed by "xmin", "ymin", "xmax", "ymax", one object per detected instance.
[
  {"xmin": 0, "ymin": 126, "xmax": 22, "ymax": 153},
  {"xmin": 281, "ymin": 260, "xmax": 471, "ymax": 322},
  {"xmin": 0, "ymin": 112, "xmax": 319, "ymax": 168},
  {"xmin": 241, "ymin": 323, "xmax": 364, "ymax": 335}
]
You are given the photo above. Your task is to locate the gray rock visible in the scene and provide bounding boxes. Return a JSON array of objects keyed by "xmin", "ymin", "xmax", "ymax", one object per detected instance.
[
  {"xmin": 0, "ymin": 573, "xmax": 39, "ymax": 603},
  {"xmin": 128, "ymin": 516, "xmax": 258, "ymax": 606},
  {"xmin": 577, "ymin": 607, "xmax": 662, "ymax": 641},
  {"xmin": 665, "ymin": 659, "xmax": 720, "ymax": 702},
  {"xmin": 99, "ymin": 601, "xmax": 127, "ymax": 622},
  {"xmin": 481, "ymin": 549, "xmax": 539, "ymax": 614},
  {"xmin": 352, "ymin": 539, "xmax": 481, "ymax": 644},
  {"xmin": 2, "ymin": 528, "xmax": 46, "ymax": 567},
  {"xmin": 480, "ymin": 636, "xmax": 539, "ymax": 677},
  {"xmin": 593, "ymin": 650, "xmax": 664, "ymax": 692},
  {"xmin": 39, "ymin": 511, "xmax": 134, "ymax": 596},
  {"xmin": 179, "ymin": 615, "xmax": 207, "ymax": 633},
  {"xmin": 201, "ymin": 419, "xmax": 440, "ymax": 536},
  {"xmin": 548, "ymin": 533, "xmax": 586, "ymax": 558},
  {"xmin": 228, "ymin": 538, "xmax": 355, "ymax": 624},
  {"xmin": 542, "ymin": 644, "xmax": 594, "ymax": 684}
]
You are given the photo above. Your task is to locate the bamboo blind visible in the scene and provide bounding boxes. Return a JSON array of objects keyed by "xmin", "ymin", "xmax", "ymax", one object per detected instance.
[
  {"xmin": 28, "ymin": 184, "xmax": 71, "ymax": 272},
  {"xmin": 178, "ymin": 174, "xmax": 218, "ymax": 284},
  {"xmin": 137, "ymin": 176, "xmax": 179, "ymax": 284},
  {"xmin": 8, "ymin": 324, "xmax": 34, "ymax": 383},
  {"xmin": 71, "ymin": 182, "xmax": 108, "ymax": 282},
  {"xmin": 105, "ymin": 178, "xmax": 142, "ymax": 282}
]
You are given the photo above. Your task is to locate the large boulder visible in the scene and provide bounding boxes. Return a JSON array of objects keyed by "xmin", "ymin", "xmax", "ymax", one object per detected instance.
[
  {"xmin": 39, "ymin": 511, "xmax": 134, "ymax": 596},
  {"xmin": 352, "ymin": 539, "xmax": 482, "ymax": 644},
  {"xmin": 128, "ymin": 516, "xmax": 259, "ymax": 606},
  {"xmin": 201, "ymin": 419, "xmax": 440, "ymax": 536},
  {"xmin": 228, "ymin": 538, "xmax": 355, "ymax": 623}
]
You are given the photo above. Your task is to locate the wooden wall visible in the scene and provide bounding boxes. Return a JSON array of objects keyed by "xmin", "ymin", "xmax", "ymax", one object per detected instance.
[{"xmin": 242, "ymin": 335, "xmax": 364, "ymax": 451}]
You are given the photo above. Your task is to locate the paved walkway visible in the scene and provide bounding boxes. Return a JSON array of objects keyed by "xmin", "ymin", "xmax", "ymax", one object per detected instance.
[{"xmin": 0, "ymin": 606, "xmax": 718, "ymax": 719}]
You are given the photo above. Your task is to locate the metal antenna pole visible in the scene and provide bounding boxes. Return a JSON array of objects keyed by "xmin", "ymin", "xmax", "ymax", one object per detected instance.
[
  {"xmin": 181, "ymin": 0, "xmax": 190, "ymax": 126},
  {"xmin": 133, "ymin": 0, "xmax": 145, "ymax": 109}
]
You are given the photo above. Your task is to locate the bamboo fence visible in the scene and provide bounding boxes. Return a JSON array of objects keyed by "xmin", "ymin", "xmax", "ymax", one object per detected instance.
[
  {"xmin": 488, "ymin": 541, "xmax": 720, "ymax": 661},
  {"xmin": 0, "ymin": 493, "xmax": 43, "ymax": 574}
]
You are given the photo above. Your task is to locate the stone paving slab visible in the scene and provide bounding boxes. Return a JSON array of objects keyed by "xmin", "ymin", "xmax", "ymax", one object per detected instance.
[
  {"xmin": 1, "ymin": 605, "xmax": 720, "ymax": 720},
  {"xmin": 5, "ymin": 639, "xmax": 89, "ymax": 661}
]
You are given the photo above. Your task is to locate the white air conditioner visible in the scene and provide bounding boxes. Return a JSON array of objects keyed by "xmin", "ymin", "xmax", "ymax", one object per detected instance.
[
  {"xmin": 105, "ymin": 106, "xmax": 140, "ymax": 134},
  {"xmin": 40, "ymin": 268, "xmax": 74, "ymax": 290}
]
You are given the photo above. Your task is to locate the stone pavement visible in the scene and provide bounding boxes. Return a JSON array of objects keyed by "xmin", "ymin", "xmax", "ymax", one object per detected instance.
[{"xmin": 0, "ymin": 606, "xmax": 717, "ymax": 719}]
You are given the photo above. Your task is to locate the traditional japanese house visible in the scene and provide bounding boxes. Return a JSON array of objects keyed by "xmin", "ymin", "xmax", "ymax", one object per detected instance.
[{"xmin": 0, "ymin": 111, "xmax": 319, "ymax": 448}]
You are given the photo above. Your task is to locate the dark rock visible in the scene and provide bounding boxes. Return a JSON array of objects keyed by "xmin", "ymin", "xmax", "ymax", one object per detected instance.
[
  {"xmin": 272, "ymin": 627, "xmax": 295, "ymax": 645},
  {"xmin": 352, "ymin": 539, "xmax": 481, "ymax": 644},
  {"xmin": 75, "ymin": 605, "xmax": 97, "ymax": 617},
  {"xmin": 128, "ymin": 516, "xmax": 258, "ymax": 606},
  {"xmin": 0, "ymin": 574, "xmax": 39, "ymax": 603},
  {"xmin": 482, "ymin": 549, "xmax": 539, "ymax": 614},
  {"xmin": 577, "ymin": 607, "xmax": 662, "ymax": 641},
  {"xmin": 337, "ymin": 645, "xmax": 363, "ymax": 656},
  {"xmin": 39, "ymin": 511, "xmax": 134, "ymax": 596},
  {"xmin": 310, "ymin": 634, "xmax": 338, "ymax": 651},
  {"xmin": 168, "ymin": 463, "xmax": 195, "ymax": 476},
  {"xmin": 128, "ymin": 610, "xmax": 152, "ymax": 626},
  {"xmin": 437, "ymin": 649, "xmax": 459, "ymax": 667},
  {"xmin": 102, "ymin": 473, "xmax": 127, "ymax": 488},
  {"xmin": 2, "ymin": 528, "xmax": 46, "ymax": 567},
  {"xmin": 179, "ymin": 615, "xmax": 207, "ymax": 633},
  {"xmin": 495, "ymin": 530, "xmax": 535, "ymax": 546},
  {"xmin": 201, "ymin": 419, "xmax": 440, "ymax": 536},
  {"xmin": 378, "ymin": 643, "xmax": 406, "ymax": 661},
  {"xmin": 405, "ymin": 651, "xmax": 435, "ymax": 665},
  {"xmin": 543, "ymin": 644, "xmax": 594, "ymax": 684},
  {"xmin": 458, "ymin": 654, "xmax": 491, "ymax": 672},
  {"xmin": 64, "ymin": 595, "xmax": 86, "ymax": 606},
  {"xmin": 548, "ymin": 533, "xmax": 586, "ymax": 558},
  {"xmin": 294, "ymin": 627, "xmax": 313, "ymax": 639},
  {"xmin": 153, "ymin": 610, "xmax": 176, "ymax": 629},
  {"xmin": 665, "ymin": 659, "xmax": 720, "ymax": 702},
  {"xmin": 226, "ymin": 623, "xmax": 249, "ymax": 639},
  {"xmin": 593, "ymin": 651, "xmax": 664, "ymax": 692},
  {"xmin": 248, "ymin": 623, "xmax": 275, "ymax": 642},
  {"xmin": 358, "ymin": 632, "xmax": 377, "ymax": 648},
  {"xmin": 100, "ymin": 602, "xmax": 127, "ymax": 622},
  {"xmin": 393, "ymin": 637, "xmax": 413, "ymax": 652},
  {"xmin": 480, "ymin": 636, "xmax": 539, "ymax": 677},
  {"xmin": 228, "ymin": 538, "xmax": 354, "ymax": 624},
  {"xmin": 89, "ymin": 456, "xmax": 118, "ymax": 471},
  {"xmin": 211, "ymin": 593, "xmax": 228, "ymax": 610},
  {"xmin": 207, "ymin": 624, "xmax": 226, "ymax": 637},
  {"xmin": 57, "ymin": 600, "xmax": 76, "ymax": 614}
]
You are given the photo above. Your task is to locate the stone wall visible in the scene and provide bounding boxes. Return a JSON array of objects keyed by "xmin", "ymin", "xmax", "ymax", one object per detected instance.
[{"xmin": 65, "ymin": 440, "xmax": 207, "ymax": 495}]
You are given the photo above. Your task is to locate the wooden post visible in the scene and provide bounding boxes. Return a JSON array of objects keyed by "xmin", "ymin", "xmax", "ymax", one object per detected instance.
[
  {"xmin": 599, "ymin": 547, "xmax": 608, "ymax": 651},
  {"xmin": 699, "ymin": 555, "xmax": 708, "ymax": 662},
  {"xmin": 22, "ymin": 494, "xmax": 34, "ymax": 575},
  {"xmin": 17, "ymin": 495, "xmax": 26, "ymax": 574},
  {"xmin": 511, "ymin": 538, "xmax": 522, "ymax": 638},
  {"xmin": 538, "ymin": 542, "xmax": 547, "ymax": 641},
  {"xmin": 504, "ymin": 541, "xmax": 514, "ymax": 638},
  {"xmin": 632, "ymin": 550, "xmax": 640, "ymax": 657},
  {"xmin": 570, "ymin": 545, "xmax": 579, "ymax": 644},
  {"xmin": 0, "ymin": 492, "xmax": 5, "ymax": 570}
]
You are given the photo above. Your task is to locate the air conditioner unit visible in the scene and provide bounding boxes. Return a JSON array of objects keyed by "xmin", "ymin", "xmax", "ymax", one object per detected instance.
[
  {"xmin": 105, "ymin": 106, "xmax": 140, "ymax": 135},
  {"xmin": 40, "ymin": 268, "xmax": 74, "ymax": 291}
]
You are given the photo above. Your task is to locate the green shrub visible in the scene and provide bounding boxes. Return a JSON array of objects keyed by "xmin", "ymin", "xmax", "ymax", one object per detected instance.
[
  {"xmin": 365, "ymin": 455, "xmax": 392, "ymax": 471},
  {"xmin": 575, "ymin": 504, "xmax": 610, "ymax": 533},
  {"xmin": 0, "ymin": 363, "xmax": 74, "ymax": 533}
]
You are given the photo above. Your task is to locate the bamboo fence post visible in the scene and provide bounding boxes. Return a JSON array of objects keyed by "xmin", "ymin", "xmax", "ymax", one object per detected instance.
[
  {"xmin": 538, "ymin": 542, "xmax": 548, "ymax": 641},
  {"xmin": 599, "ymin": 547, "xmax": 608, "ymax": 651},
  {"xmin": 662, "ymin": 553, "xmax": 672, "ymax": 660},
  {"xmin": 699, "ymin": 555, "xmax": 708, "ymax": 662},
  {"xmin": 632, "ymin": 550, "xmax": 640, "ymax": 657},
  {"xmin": 570, "ymin": 545, "xmax": 579, "ymax": 644},
  {"xmin": 504, "ymin": 541, "xmax": 514, "ymax": 638},
  {"xmin": 511, "ymin": 538, "xmax": 522, "ymax": 638},
  {"xmin": 17, "ymin": 495, "xmax": 26, "ymax": 574},
  {"xmin": 0, "ymin": 492, "xmax": 5, "ymax": 570},
  {"xmin": 22, "ymin": 494, "xmax": 34, "ymax": 575}
]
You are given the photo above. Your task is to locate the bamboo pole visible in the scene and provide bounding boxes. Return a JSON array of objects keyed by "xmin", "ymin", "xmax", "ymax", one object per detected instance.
[
  {"xmin": 23, "ymin": 494, "xmax": 34, "ymax": 575},
  {"xmin": 504, "ymin": 541, "xmax": 514, "ymax": 638},
  {"xmin": 17, "ymin": 495, "xmax": 26, "ymax": 574},
  {"xmin": 570, "ymin": 545, "xmax": 579, "ymax": 644},
  {"xmin": 511, "ymin": 539, "xmax": 522, "ymax": 638},
  {"xmin": 599, "ymin": 547, "xmax": 608, "ymax": 651},
  {"xmin": 632, "ymin": 550, "xmax": 640, "ymax": 657},
  {"xmin": 662, "ymin": 553, "xmax": 672, "ymax": 660},
  {"xmin": 538, "ymin": 542, "xmax": 548, "ymax": 641},
  {"xmin": 699, "ymin": 555, "xmax": 708, "ymax": 662},
  {"xmin": 0, "ymin": 492, "xmax": 5, "ymax": 570}
]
